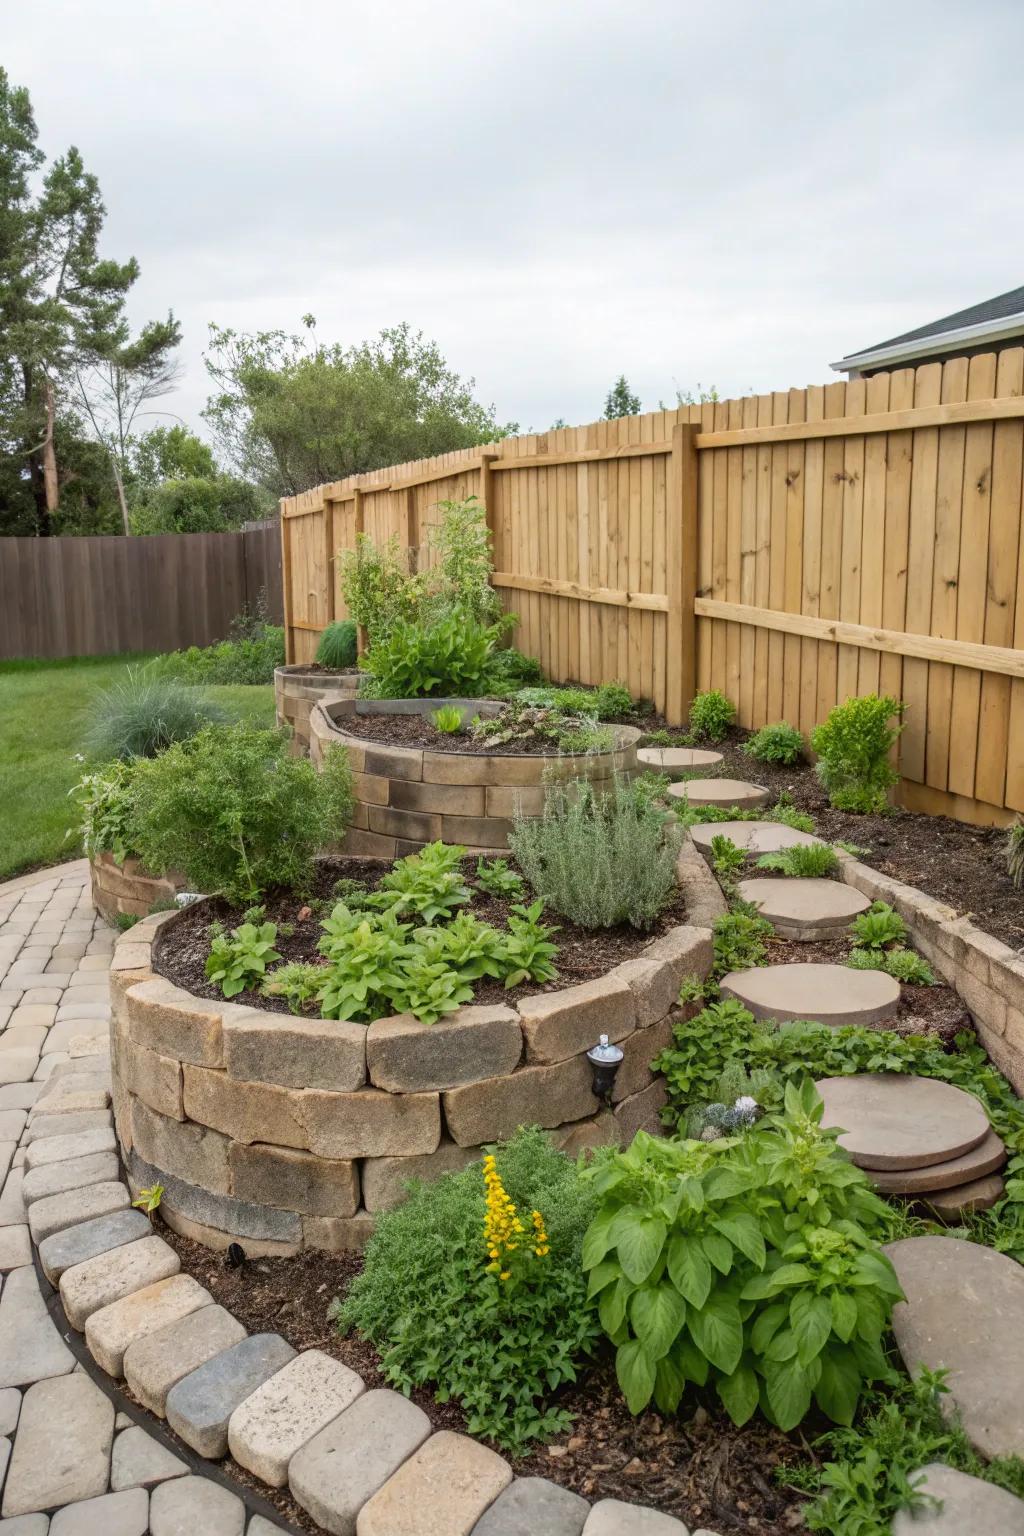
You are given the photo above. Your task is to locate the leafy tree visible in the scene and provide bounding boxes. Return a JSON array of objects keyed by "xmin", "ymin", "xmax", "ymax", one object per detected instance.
[
  {"xmin": 132, "ymin": 424, "xmax": 216, "ymax": 486},
  {"xmin": 129, "ymin": 475, "xmax": 268, "ymax": 535},
  {"xmin": 203, "ymin": 316, "xmax": 516, "ymax": 496},
  {"xmin": 603, "ymin": 375, "xmax": 641, "ymax": 419}
]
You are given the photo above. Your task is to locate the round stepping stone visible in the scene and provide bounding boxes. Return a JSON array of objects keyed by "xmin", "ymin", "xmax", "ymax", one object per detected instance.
[
  {"xmin": 720, "ymin": 962, "xmax": 899, "ymax": 1026},
  {"xmin": 871, "ymin": 1129, "xmax": 1006, "ymax": 1194},
  {"xmin": 737, "ymin": 877, "xmax": 870, "ymax": 939},
  {"xmin": 690, "ymin": 820, "xmax": 819, "ymax": 859},
  {"xmin": 637, "ymin": 746, "xmax": 723, "ymax": 772},
  {"xmin": 884, "ymin": 1235, "xmax": 1024, "ymax": 1459},
  {"xmin": 923, "ymin": 1172, "xmax": 1006, "ymax": 1222},
  {"xmin": 892, "ymin": 1462, "xmax": 1024, "ymax": 1535},
  {"xmin": 668, "ymin": 777, "xmax": 769, "ymax": 810},
  {"xmin": 816, "ymin": 1075, "xmax": 990, "ymax": 1170}
]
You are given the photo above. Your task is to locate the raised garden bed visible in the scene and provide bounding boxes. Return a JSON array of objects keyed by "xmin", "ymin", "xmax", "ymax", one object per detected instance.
[
  {"xmin": 274, "ymin": 664, "xmax": 361, "ymax": 757},
  {"xmin": 89, "ymin": 850, "xmax": 181, "ymax": 924}
]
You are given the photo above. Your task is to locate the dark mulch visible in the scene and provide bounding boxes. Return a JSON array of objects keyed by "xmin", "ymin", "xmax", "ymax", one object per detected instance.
[
  {"xmin": 336, "ymin": 710, "xmax": 620, "ymax": 755},
  {"xmin": 153, "ymin": 856, "xmax": 689, "ymax": 1014},
  {"xmin": 162, "ymin": 1230, "xmax": 811, "ymax": 1535},
  {"xmin": 669, "ymin": 727, "xmax": 1024, "ymax": 954}
]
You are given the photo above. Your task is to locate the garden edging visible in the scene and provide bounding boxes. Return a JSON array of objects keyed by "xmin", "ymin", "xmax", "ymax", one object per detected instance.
[
  {"xmin": 274, "ymin": 664, "xmax": 360, "ymax": 757},
  {"xmin": 89, "ymin": 851, "xmax": 181, "ymax": 924}
]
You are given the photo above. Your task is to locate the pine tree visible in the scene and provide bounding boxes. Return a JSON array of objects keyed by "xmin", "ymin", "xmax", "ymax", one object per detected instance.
[{"xmin": 603, "ymin": 375, "xmax": 641, "ymax": 419}]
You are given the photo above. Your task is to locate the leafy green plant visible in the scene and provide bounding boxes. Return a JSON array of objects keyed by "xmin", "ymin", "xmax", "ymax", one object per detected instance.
[
  {"xmin": 709, "ymin": 833, "xmax": 746, "ymax": 893},
  {"xmin": 337, "ymin": 533, "xmax": 424, "ymax": 645},
  {"xmin": 847, "ymin": 947, "xmax": 937, "ymax": 985},
  {"xmin": 583, "ymin": 1081, "xmax": 902, "ymax": 1431},
  {"xmin": 114, "ymin": 912, "xmax": 141, "ymax": 931},
  {"xmin": 484, "ymin": 646, "xmax": 544, "ymax": 692},
  {"xmin": 132, "ymin": 1183, "xmax": 165, "ymax": 1215},
  {"xmin": 156, "ymin": 626, "xmax": 285, "ymax": 685},
  {"xmin": 743, "ymin": 722, "xmax": 805, "ymax": 765},
  {"xmin": 335, "ymin": 1128, "xmax": 601, "ymax": 1451},
  {"xmin": 68, "ymin": 758, "xmax": 139, "ymax": 862},
  {"xmin": 315, "ymin": 619, "xmax": 358, "ymax": 669},
  {"xmin": 765, "ymin": 800, "xmax": 816, "ymax": 834},
  {"xmin": 712, "ymin": 905, "xmax": 774, "ymax": 977},
  {"xmin": 494, "ymin": 900, "xmax": 560, "ymax": 988},
  {"xmin": 423, "ymin": 496, "xmax": 503, "ymax": 628},
  {"xmin": 368, "ymin": 841, "xmax": 472, "ymax": 924},
  {"xmin": 205, "ymin": 919, "xmax": 281, "ymax": 998},
  {"xmin": 849, "ymin": 901, "xmax": 907, "ymax": 951},
  {"xmin": 83, "ymin": 668, "xmax": 226, "ymax": 760},
  {"xmin": 1006, "ymin": 820, "xmax": 1024, "ymax": 891},
  {"xmin": 431, "ymin": 705, "xmax": 465, "ymax": 734},
  {"xmin": 811, "ymin": 695, "xmax": 905, "ymax": 814},
  {"xmin": 261, "ymin": 961, "xmax": 324, "ymax": 1014},
  {"xmin": 756, "ymin": 842, "xmax": 840, "ymax": 878},
  {"xmin": 360, "ymin": 610, "xmax": 500, "ymax": 698},
  {"xmin": 834, "ymin": 840, "xmax": 870, "ymax": 858},
  {"xmin": 510, "ymin": 774, "xmax": 682, "ymax": 930},
  {"xmin": 128, "ymin": 725, "xmax": 354, "ymax": 904},
  {"xmin": 317, "ymin": 907, "xmax": 412, "ymax": 1022},
  {"xmin": 689, "ymin": 689, "xmax": 736, "ymax": 742},
  {"xmin": 474, "ymin": 857, "xmax": 525, "ymax": 900}
]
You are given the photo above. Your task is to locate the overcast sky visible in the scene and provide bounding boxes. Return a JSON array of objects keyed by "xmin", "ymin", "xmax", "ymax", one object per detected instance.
[{"xmin": 6, "ymin": 0, "xmax": 1024, "ymax": 437}]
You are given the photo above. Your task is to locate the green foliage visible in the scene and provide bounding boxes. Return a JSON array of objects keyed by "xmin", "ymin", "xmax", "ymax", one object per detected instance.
[
  {"xmin": 742, "ymin": 722, "xmax": 805, "ymax": 765},
  {"xmin": 515, "ymin": 682, "xmax": 634, "ymax": 720},
  {"xmin": 835, "ymin": 840, "xmax": 870, "ymax": 858},
  {"xmin": 132, "ymin": 1183, "xmax": 164, "ymax": 1215},
  {"xmin": 83, "ymin": 669, "xmax": 226, "ymax": 761},
  {"xmin": 474, "ymin": 857, "xmax": 525, "ymax": 901},
  {"xmin": 1007, "ymin": 820, "xmax": 1024, "ymax": 891},
  {"xmin": 424, "ymin": 496, "xmax": 502, "ymax": 627},
  {"xmin": 205, "ymin": 919, "xmax": 281, "ymax": 998},
  {"xmin": 367, "ymin": 840, "xmax": 471, "ymax": 924},
  {"xmin": 583, "ymin": 1081, "xmax": 901, "ymax": 1431},
  {"xmin": 765, "ymin": 800, "xmax": 816, "ymax": 834},
  {"xmin": 132, "ymin": 424, "xmax": 216, "ymax": 485},
  {"xmin": 360, "ymin": 611, "xmax": 500, "ymax": 698},
  {"xmin": 709, "ymin": 834, "xmax": 746, "ymax": 893},
  {"xmin": 712, "ymin": 905, "xmax": 774, "ymax": 977},
  {"xmin": 337, "ymin": 534, "xmax": 421, "ymax": 646},
  {"xmin": 849, "ymin": 902, "xmax": 907, "ymax": 951},
  {"xmin": 689, "ymin": 689, "xmax": 736, "ymax": 742},
  {"xmin": 315, "ymin": 620, "xmax": 358, "ymax": 670},
  {"xmin": 156, "ymin": 626, "xmax": 285, "ymax": 686},
  {"xmin": 129, "ymin": 474, "xmax": 266, "ymax": 534},
  {"xmin": 847, "ymin": 947, "xmax": 937, "ymax": 985},
  {"xmin": 484, "ymin": 647, "xmax": 544, "ymax": 692},
  {"xmin": 603, "ymin": 375, "xmax": 642, "ymax": 418},
  {"xmin": 431, "ymin": 705, "xmax": 465, "ymax": 734},
  {"xmin": 471, "ymin": 699, "xmax": 613, "ymax": 755},
  {"xmin": 493, "ymin": 900, "xmax": 560, "ymax": 988},
  {"xmin": 756, "ymin": 842, "xmax": 840, "ymax": 878},
  {"xmin": 68, "ymin": 758, "xmax": 138, "ymax": 861},
  {"xmin": 335, "ymin": 1128, "xmax": 600, "ymax": 1451},
  {"xmin": 260, "ymin": 961, "xmax": 324, "ymax": 1014},
  {"xmin": 510, "ymin": 775, "xmax": 682, "ymax": 931},
  {"xmin": 811, "ymin": 695, "xmax": 905, "ymax": 814},
  {"xmin": 128, "ymin": 725, "xmax": 353, "ymax": 904}
]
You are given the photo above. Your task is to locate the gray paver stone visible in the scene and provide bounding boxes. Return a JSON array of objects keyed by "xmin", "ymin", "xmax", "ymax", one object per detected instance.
[
  {"xmin": 1, "ymin": 1373, "xmax": 113, "ymax": 1517},
  {"xmin": 289, "ymin": 1388, "xmax": 431, "ymax": 1534},
  {"xmin": 124, "ymin": 1302, "xmax": 247, "ymax": 1415},
  {"xmin": 0, "ymin": 1265, "xmax": 75, "ymax": 1388},
  {"xmin": 23, "ymin": 1127, "xmax": 115, "ymax": 1172},
  {"xmin": 471, "ymin": 1476, "xmax": 591, "ymax": 1536},
  {"xmin": 23, "ymin": 1110, "xmax": 111, "ymax": 1143},
  {"xmin": 357, "ymin": 1430, "xmax": 512, "ymax": 1536},
  {"xmin": 38, "ymin": 1209, "xmax": 152, "ymax": 1283},
  {"xmin": 227, "ymin": 1347, "xmax": 364, "ymax": 1486},
  {"xmin": 165, "ymin": 1333, "xmax": 297, "ymax": 1458},
  {"xmin": 85, "ymin": 1272, "xmax": 212, "ymax": 1377},
  {"xmin": 0, "ymin": 1226, "xmax": 30, "ymax": 1271},
  {"xmin": 0, "ymin": 1388, "xmax": 19, "ymax": 1436},
  {"xmin": 110, "ymin": 1425, "xmax": 188, "ymax": 1490},
  {"xmin": 149, "ymin": 1474, "xmax": 245, "ymax": 1535},
  {"xmin": 48, "ymin": 1489, "xmax": 149, "ymax": 1536},
  {"xmin": 0, "ymin": 1169, "xmax": 25, "ymax": 1228},
  {"xmin": 60, "ymin": 1233, "xmax": 180, "ymax": 1330},
  {"xmin": 582, "ymin": 1502, "xmax": 689, "ymax": 1535},
  {"xmin": 0, "ymin": 1112, "xmax": 27, "ymax": 1142},
  {"xmin": 0, "ymin": 1515, "xmax": 49, "ymax": 1534},
  {"xmin": 21, "ymin": 1151, "xmax": 120, "ymax": 1207},
  {"xmin": 27, "ymin": 1181, "xmax": 129, "ymax": 1244},
  {"xmin": 891, "ymin": 1461, "xmax": 1024, "ymax": 1532}
]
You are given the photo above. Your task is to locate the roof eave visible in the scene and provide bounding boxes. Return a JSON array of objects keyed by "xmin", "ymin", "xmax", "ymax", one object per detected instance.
[{"xmin": 830, "ymin": 311, "xmax": 1024, "ymax": 373}]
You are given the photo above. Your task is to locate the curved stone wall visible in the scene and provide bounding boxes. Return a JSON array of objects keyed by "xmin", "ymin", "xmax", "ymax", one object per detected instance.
[
  {"xmin": 310, "ymin": 698, "xmax": 642, "ymax": 858},
  {"xmin": 274, "ymin": 665, "xmax": 361, "ymax": 757},
  {"xmin": 109, "ymin": 906, "xmax": 712, "ymax": 1254},
  {"xmin": 90, "ymin": 852, "xmax": 181, "ymax": 925}
]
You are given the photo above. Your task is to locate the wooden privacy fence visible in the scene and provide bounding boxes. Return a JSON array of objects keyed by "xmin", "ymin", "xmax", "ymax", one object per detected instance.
[
  {"xmin": 0, "ymin": 524, "xmax": 282, "ymax": 661},
  {"xmin": 281, "ymin": 349, "xmax": 1024, "ymax": 827}
]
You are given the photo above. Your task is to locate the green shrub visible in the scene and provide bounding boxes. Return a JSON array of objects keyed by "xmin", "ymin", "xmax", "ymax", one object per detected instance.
[
  {"xmin": 129, "ymin": 473, "xmax": 267, "ymax": 535},
  {"xmin": 68, "ymin": 759, "xmax": 138, "ymax": 861},
  {"xmin": 484, "ymin": 647, "xmax": 544, "ymax": 691},
  {"xmin": 849, "ymin": 901, "xmax": 907, "ymax": 951},
  {"xmin": 509, "ymin": 775, "xmax": 682, "ymax": 930},
  {"xmin": 689, "ymin": 689, "xmax": 736, "ymax": 741},
  {"xmin": 83, "ymin": 669, "xmax": 226, "ymax": 760},
  {"xmin": 205, "ymin": 920, "xmax": 281, "ymax": 998},
  {"xmin": 847, "ymin": 946, "xmax": 937, "ymax": 985},
  {"xmin": 315, "ymin": 620, "xmax": 358, "ymax": 670},
  {"xmin": 431, "ymin": 705, "xmax": 464, "ymax": 734},
  {"xmin": 334, "ymin": 1127, "xmax": 601, "ymax": 1451},
  {"xmin": 712, "ymin": 905, "xmax": 774, "ymax": 977},
  {"xmin": 756, "ymin": 842, "xmax": 840, "ymax": 878},
  {"xmin": 360, "ymin": 610, "xmax": 500, "ymax": 698},
  {"xmin": 156, "ymin": 625, "xmax": 285, "ymax": 685},
  {"xmin": 474, "ymin": 857, "xmax": 525, "ymax": 900},
  {"xmin": 811, "ymin": 695, "xmax": 905, "ymax": 814},
  {"xmin": 583, "ymin": 1080, "xmax": 902, "ymax": 1431},
  {"xmin": 765, "ymin": 801, "xmax": 816, "ymax": 834},
  {"xmin": 423, "ymin": 496, "xmax": 503, "ymax": 627},
  {"xmin": 742, "ymin": 721, "xmax": 805, "ymax": 765},
  {"xmin": 128, "ymin": 725, "xmax": 353, "ymax": 903},
  {"xmin": 1007, "ymin": 820, "xmax": 1024, "ymax": 890},
  {"xmin": 337, "ymin": 533, "xmax": 423, "ymax": 645}
]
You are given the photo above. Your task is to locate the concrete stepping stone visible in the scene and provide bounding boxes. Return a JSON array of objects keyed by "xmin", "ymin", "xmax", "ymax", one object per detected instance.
[
  {"xmin": 357, "ymin": 1430, "xmax": 512, "ymax": 1536},
  {"xmin": 690, "ymin": 820, "xmax": 818, "ymax": 860},
  {"xmin": 871, "ymin": 1130, "xmax": 1007, "ymax": 1195},
  {"xmin": 667, "ymin": 777, "xmax": 769, "ymax": 811},
  {"xmin": 110, "ymin": 1424, "xmax": 188, "ymax": 1489},
  {"xmin": 86, "ymin": 1272, "xmax": 212, "ymax": 1377},
  {"xmin": 816, "ymin": 1076, "xmax": 990, "ymax": 1170},
  {"xmin": 228, "ymin": 1348, "xmax": 365, "ymax": 1487},
  {"xmin": 60, "ymin": 1234, "xmax": 181, "ymax": 1330},
  {"xmin": 21, "ymin": 1150, "xmax": 120, "ymax": 1207},
  {"xmin": 637, "ymin": 746, "xmax": 724, "ymax": 772},
  {"xmin": 48, "ymin": 1488, "xmax": 149, "ymax": 1536},
  {"xmin": 289, "ymin": 1388, "xmax": 432, "ymax": 1534},
  {"xmin": 924, "ymin": 1173, "xmax": 1006, "ymax": 1221},
  {"xmin": 583, "ymin": 1502, "xmax": 689, "ymax": 1534},
  {"xmin": 720, "ymin": 962, "xmax": 900, "ymax": 1026},
  {"xmin": 149, "ymin": 1474, "xmax": 245, "ymax": 1536},
  {"xmin": 1, "ymin": 1373, "xmax": 113, "ymax": 1517},
  {"xmin": 165, "ymin": 1333, "xmax": 297, "ymax": 1458},
  {"xmin": 124, "ymin": 1302, "xmax": 247, "ymax": 1416},
  {"xmin": 27, "ymin": 1180, "xmax": 130, "ymax": 1245},
  {"xmin": 23, "ymin": 1125, "xmax": 115, "ymax": 1172},
  {"xmin": 736, "ymin": 878, "xmax": 870, "ymax": 939},
  {"xmin": 472, "ymin": 1475, "xmax": 591, "ymax": 1536},
  {"xmin": 38, "ymin": 1208, "xmax": 152, "ymax": 1284},
  {"xmin": 0, "ymin": 1265, "xmax": 75, "ymax": 1388},
  {"xmin": 885, "ymin": 1235, "xmax": 1024, "ymax": 1458},
  {"xmin": 891, "ymin": 1461, "xmax": 1024, "ymax": 1534}
]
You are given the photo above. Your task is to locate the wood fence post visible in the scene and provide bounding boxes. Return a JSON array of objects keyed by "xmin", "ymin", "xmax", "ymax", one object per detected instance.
[
  {"xmin": 666, "ymin": 422, "xmax": 700, "ymax": 725},
  {"xmin": 279, "ymin": 500, "xmax": 294, "ymax": 663},
  {"xmin": 352, "ymin": 488, "xmax": 367, "ymax": 656},
  {"xmin": 323, "ymin": 494, "xmax": 336, "ymax": 628},
  {"xmin": 479, "ymin": 452, "xmax": 498, "ymax": 549}
]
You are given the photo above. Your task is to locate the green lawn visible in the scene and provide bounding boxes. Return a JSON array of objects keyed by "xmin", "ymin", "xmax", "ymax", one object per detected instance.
[{"xmin": 0, "ymin": 654, "xmax": 275, "ymax": 881}]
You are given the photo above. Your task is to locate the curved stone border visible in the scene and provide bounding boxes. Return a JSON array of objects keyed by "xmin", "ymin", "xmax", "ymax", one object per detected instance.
[
  {"xmin": 110, "ymin": 896, "xmax": 713, "ymax": 1251},
  {"xmin": 274, "ymin": 665, "xmax": 360, "ymax": 757},
  {"xmin": 90, "ymin": 852, "xmax": 181, "ymax": 925}
]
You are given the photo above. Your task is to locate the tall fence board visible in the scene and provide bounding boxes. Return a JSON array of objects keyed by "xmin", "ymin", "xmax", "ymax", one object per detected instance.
[
  {"xmin": 281, "ymin": 352, "xmax": 1024, "ymax": 828},
  {"xmin": 0, "ymin": 526, "xmax": 282, "ymax": 661}
]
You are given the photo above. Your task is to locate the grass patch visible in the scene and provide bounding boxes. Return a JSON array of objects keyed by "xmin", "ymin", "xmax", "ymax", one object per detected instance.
[{"xmin": 0, "ymin": 654, "xmax": 274, "ymax": 881}]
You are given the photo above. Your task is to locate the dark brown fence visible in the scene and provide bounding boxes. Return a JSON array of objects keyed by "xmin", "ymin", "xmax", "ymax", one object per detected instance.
[{"xmin": 0, "ymin": 526, "xmax": 283, "ymax": 661}]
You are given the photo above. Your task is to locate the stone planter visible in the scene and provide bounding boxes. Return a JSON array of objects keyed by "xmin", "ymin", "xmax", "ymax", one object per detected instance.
[
  {"xmin": 309, "ymin": 697, "xmax": 643, "ymax": 858},
  {"xmin": 109, "ymin": 899, "xmax": 713, "ymax": 1254},
  {"xmin": 274, "ymin": 665, "xmax": 361, "ymax": 757},
  {"xmin": 90, "ymin": 852, "xmax": 181, "ymax": 926}
]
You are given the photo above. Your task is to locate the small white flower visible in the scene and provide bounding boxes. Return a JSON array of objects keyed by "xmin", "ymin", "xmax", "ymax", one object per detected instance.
[{"xmin": 734, "ymin": 1095, "xmax": 758, "ymax": 1113}]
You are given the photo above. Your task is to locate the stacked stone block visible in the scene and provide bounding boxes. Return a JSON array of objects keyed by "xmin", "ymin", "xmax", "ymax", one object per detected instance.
[{"xmin": 274, "ymin": 664, "xmax": 361, "ymax": 757}]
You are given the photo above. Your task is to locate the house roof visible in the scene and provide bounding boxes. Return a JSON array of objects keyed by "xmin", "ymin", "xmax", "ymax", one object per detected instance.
[{"xmin": 831, "ymin": 284, "xmax": 1024, "ymax": 373}]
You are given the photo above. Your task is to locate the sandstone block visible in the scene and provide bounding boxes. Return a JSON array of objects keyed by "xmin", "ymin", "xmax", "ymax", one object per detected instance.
[
  {"xmin": 222, "ymin": 1009, "xmax": 367, "ymax": 1092},
  {"xmin": 229, "ymin": 1141, "xmax": 360, "ymax": 1217},
  {"xmin": 341, "ymin": 828, "xmax": 398, "ymax": 858},
  {"xmin": 518, "ymin": 977, "xmax": 635, "ymax": 1065},
  {"xmin": 299, "ymin": 1086, "xmax": 441, "ymax": 1159},
  {"xmin": 367, "ymin": 1006, "xmax": 522, "ymax": 1092},
  {"xmin": 60, "ymin": 1233, "xmax": 181, "ymax": 1330},
  {"xmin": 165, "ymin": 1333, "xmax": 297, "ymax": 1458},
  {"xmin": 85, "ymin": 1272, "xmax": 212, "ymax": 1378},
  {"xmin": 368, "ymin": 805, "xmax": 443, "ymax": 842},
  {"xmin": 127, "ymin": 979, "xmax": 223, "ymax": 1067},
  {"xmin": 38, "ymin": 1208, "xmax": 151, "ymax": 1283},
  {"xmin": 641, "ymin": 925, "xmax": 714, "ymax": 992},
  {"xmin": 441, "ymin": 812, "xmax": 513, "ymax": 847},
  {"xmin": 351, "ymin": 771, "xmax": 392, "ymax": 805},
  {"xmin": 612, "ymin": 1015, "xmax": 677, "ymax": 1103},
  {"xmin": 128, "ymin": 1150, "xmax": 302, "ymax": 1246},
  {"xmin": 1, "ymin": 1374, "xmax": 112, "ymax": 1517},
  {"xmin": 27, "ymin": 1181, "xmax": 130, "ymax": 1245},
  {"xmin": 182, "ymin": 1064, "xmax": 307, "ymax": 1148},
  {"xmin": 361, "ymin": 1139, "xmax": 481, "ymax": 1213},
  {"xmin": 614, "ymin": 1080, "xmax": 669, "ymax": 1142},
  {"xmin": 289, "ymin": 1388, "xmax": 432, "ymax": 1534},
  {"xmin": 357, "ymin": 1430, "xmax": 511, "ymax": 1536},
  {"xmin": 22, "ymin": 1151, "xmax": 120, "ymax": 1207},
  {"xmin": 390, "ymin": 779, "xmax": 486, "ymax": 816},
  {"xmin": 484, "ymin": 783, "xmax": 546, "ymax": 817},
  {"xmin": 609, "ymin": 958, "xmax": 680, "ymax": 1028},
  {"xmin": 131, "ymin": 1098, "xmax": 230, "ymax": 1192},
  {"xmin": 551, "ymin": 1112, "xmax": 620, "ymax": 1156},
  {"xmin": 362, "ymin": 744, "xmax": 424, "ymax": 781},
  {"xmin": 444, "ymin": 1053, "xmax": 595, "ymax": 1146},
  {"xmin": 228, "ymin": 1348, "xmax": 364, "ymax": 1486},
  {"xmin": 302, "ymin": 1211, "xmax": 376, "ymax": 1252},
  {"xmin": 121, "ymin": 1037, "xmax": 183, "ymax": 1119},
  {"xmin": 157, "ymin": 1200, "xmax": 300, "ymax": 1258},
  {"xmin": 123, "ymin": 1302, "xmax": 247, "ymax": 1415}
]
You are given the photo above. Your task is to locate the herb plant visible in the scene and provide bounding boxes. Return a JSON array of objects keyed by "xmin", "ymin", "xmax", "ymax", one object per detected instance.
[
  {"xmin": 260, "ymin": 961, "xmax": 324, "ymax": 1014},
  {"xmin": 368, "ymin": 840, "xmax": 472, "ymax": 924},
  {"xmin": 315, "ymin": 619, "xmax": 358, "ymax": 669},
  {"xmin": 742, "ymin": 722, "xmax": 805, "ymax": 765},
  {"xmin": 712, "ymin": 905, "xmax": 774, "ymax": 977},
  {"xmin": 849, "ymin": 901, "xmax": 907, "ymax": 951},
  {"xmin": 360, "ymin": 610, "xmax": 500, "ymax": 698},
  {"xmin": 756, "ymin": 842, "xmax": 840, "ymax": 878},
  {"xmin": 847, "ymin": 947, "xmax": 937, "ymax": 985},
  {"xmin": 68, "ymin": 758, "xmax": 138, "ymax": 862},
  {"xmin": 431, "ymin": 705, "xmax": 465, "ymax": 734},
  {"xmin": 688, "ymin": 689, "xmax": 736, "ymax": 742},
  {"xmin": 474, "ymin": 857, "xmax": 526, "ymax": 900},
  {"xmin": 811, "ymin": 695, "xmax": 905, "ymax": 814},
  {"xmin": 205, "ymin": 919, "xmax": 281, "ymax": 997}
]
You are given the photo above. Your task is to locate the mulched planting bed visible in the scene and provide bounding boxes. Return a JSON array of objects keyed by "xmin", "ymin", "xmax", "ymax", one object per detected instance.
[
  {"xmin": 657, "ymin": 725, "xmax": 1024, "ymax": 953},
  {"xmin": 162, "ymin": 1229, "xmax": 812, "ymax": 1535},
  {"xmin": 153, "ymin": 855, "xmax": 689, "ymax": 1012},
  {"xmin": 332, "ymin": 709, "xmax": 624, "ymax": 755}
]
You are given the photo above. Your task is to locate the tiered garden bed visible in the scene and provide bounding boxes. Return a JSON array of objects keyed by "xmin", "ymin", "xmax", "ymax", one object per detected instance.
[{"xmin": 274, "ymin": 663, "xmax": 361, "ymax": 756}]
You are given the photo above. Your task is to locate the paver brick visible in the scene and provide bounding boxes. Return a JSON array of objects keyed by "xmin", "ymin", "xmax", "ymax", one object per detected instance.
[
  {"xmin": 357, "ymin": 1430, "xmax": 512, "ymax": 1536},
  {"xmin": 123, "ymin": 1302, "xmax": 246, "ymax": 1415},
  {"xmin": 0, "ymin": 1054, "xmax": 39, "ymax": 1086},
  {"xmin": 149, "ymin": 1474, "xmax": 245, "ymax": 1536},
  {"xmin": 38, "ymin": 1208, "xmax": 152, "ymax": 1283},
  {"xmin": 48, "ymin": 1489, "xmax": 150, "ymax": 1536},
  {"xmin": 23, "ymin": 1125, "xmax": 116, "ymax": 1172},
  {"xmin": 84, "ymin": 1270, "xmax": 212, "ymax": 1377},
  {"xmin": 60, "ymin": 1233, "xmax": 181, "ymax": 1330},
  {"xmin": 165, "ymin": 1332, "xmax": 297, "ymax": 1458},
  {"xmin": 443, "ymin": 1055, "xmax": 595, "ymax": 1146},
  {"xmin": 361, "ymin": 1139, "xmax": 480, "ymax": 1213},
  {"xmin": 582, "ymin": 1501, "xmax": 689, "ymax": 1534},
  {"xmin": 0, "ymin": 1264, "xmax": 75, "ymax": 1387},
  {"xmin": 27, "ymin": 1181, "xmax": 130, "ymax": 1244},
  {"xmin": 222, "ymin": 1008, "xmax": 367, "ymax": 1092},
  {"xmin": 517, "ymin": 977, "xmax": 635, "ymax": 1065},
  {"xmin": 290, "ymin": 1388, "xmax": 432, "ymax": 1535},
  {"xmin": 120, "ymin": 1037, "xmax": 183, "ymax": 1119},
  {"xmin": 24, "ymin": 1108, "xmax": 112, "ymax": 1143},
  {"xmin": 130, "ymin": 1099, "xmax": 229, "ymax": 1191},
  {"xmin": 1, "ymin": 1373, "xmax": 113, "ymax": 1517},
  {"xmin": 227, "ymin": 1141, "xmax": 359, "ymax": 1217},
  {"xmin": 299, "ymin": 1085, "xmax": 442, "ymax": 1159},
  {"xmin": 127, "ymin": 980, "xmax": 224, "ymax": 1067},
  {"xmin": 228, "ymin": 1348, "xmax": 364, "ymax": 1485},
  {"xmin": 110, "ymin": 1424, "xmax": 188, "ymax": 1490},
  {"xmin": 22, "ymin": 1151, "xmax": 120, "ymax": 1207},
  {"xmin": 0, "ymin": 1225, "xmax": 31, "ymax": 1271},
  {"xmin": 471, "ymin": 1476, "xmax": 591, "ymax": 1536}
]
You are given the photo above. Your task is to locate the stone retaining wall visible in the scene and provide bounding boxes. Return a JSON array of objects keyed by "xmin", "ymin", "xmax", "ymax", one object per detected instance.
[
  {"xmin": 838, "ymin": 853, "xmax": 1024, "ymax": 1093},
  {"xmin": 109, "ymin": 909, "xmax": 713, "ymax": 1253},
  {"xmin": 90, "ymin": 852, "xmax": 180, "ymax": 925},
  {"xmin": 309, "ymin": 698, "xmax": 642, "ymax": 858},
  {"xmin": 274, "ymin": 665, "xmax": 361, "ymax": 756}
]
